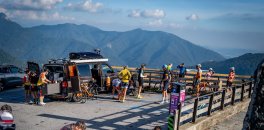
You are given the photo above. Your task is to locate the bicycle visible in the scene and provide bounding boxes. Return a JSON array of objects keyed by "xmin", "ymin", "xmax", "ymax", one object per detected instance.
[{"xmin": 71, "ymin": 81, "xmax": 99, "ymax": 103}]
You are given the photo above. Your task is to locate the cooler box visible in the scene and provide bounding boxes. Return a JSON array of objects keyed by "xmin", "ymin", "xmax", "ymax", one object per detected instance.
[
  {"xmin": 44, "ymin": 83, "xmax": 60, "ymax": 95},
  {"xmin": 169, "ymin": 82, "xmax": 186, "ymax": 115}
]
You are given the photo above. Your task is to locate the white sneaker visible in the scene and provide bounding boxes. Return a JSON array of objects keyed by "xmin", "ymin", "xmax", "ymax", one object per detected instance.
[
  {"xmin": 165, "ymin": 100, "xmax": 169, "ymax": 103},
  {"xmin": 39, "ymin": 102, "xmax": 46, "ymax": 106},
  {"xmin": 29, "ymin": 100, "xmax": 34, "ymax": 104},
  {"xmin": 160, "ymin": 101, "xmax": 164, "ymax": 104}
]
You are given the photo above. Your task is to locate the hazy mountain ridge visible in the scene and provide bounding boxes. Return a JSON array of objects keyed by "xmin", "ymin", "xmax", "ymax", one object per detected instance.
[
  {"xmin": 0, "ymin": 12, "xmax": 225, "ymax": 68},
  {"xmin": 201, "ymin": 53, "xmax": 264, "ymax": 75}
]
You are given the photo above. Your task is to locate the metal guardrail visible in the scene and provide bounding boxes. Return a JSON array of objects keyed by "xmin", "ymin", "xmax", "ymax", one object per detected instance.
[
  {"xmin": 112, "ymin": 66, "xmax": 253, "ymax": 88},
  {"xmin": 171, "ymin": 81, "xmax": 253, "ymax": 130}
]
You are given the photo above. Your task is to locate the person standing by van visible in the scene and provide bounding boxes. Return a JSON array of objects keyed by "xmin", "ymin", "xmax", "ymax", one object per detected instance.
[
  {"xmin": 23, "ymin": 69, "xmax": 32, "ymax": 104},
  {"xmin": 137, "ymin": 64, "xmax": 147, "ymax": 99},
  {"xmin": 29, "ymin": 71, "xmax": 39, "ymax": 104},
  {"xmin": 37, "ymin": 69, "xmax": 51, "ymax": 106},
  {"xmin": 118, "ymin": 66, "xmax": 131, "ymax": 103}
]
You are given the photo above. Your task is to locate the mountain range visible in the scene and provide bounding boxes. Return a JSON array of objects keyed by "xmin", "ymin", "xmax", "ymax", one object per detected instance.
[
  {"xmin": 0, "ymin": 13, "xmax": 225, "ymax": 68},
  {"xmin": 201, "ymin": 53, "xmax": 264, "ymax": 75}
]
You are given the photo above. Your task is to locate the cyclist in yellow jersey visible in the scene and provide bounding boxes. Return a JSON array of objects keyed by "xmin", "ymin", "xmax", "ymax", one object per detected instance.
[{"xmin": 118, "ymin": 66, "xmax": 131, "ymax": 103}]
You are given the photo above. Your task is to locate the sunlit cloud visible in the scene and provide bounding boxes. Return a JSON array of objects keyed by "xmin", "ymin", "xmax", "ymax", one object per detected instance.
[
  {"xmin": 186, "ymin": 14, "xmax": 199, "ymax": 21},
  {"xmin": 65, "ymin": 0, "xmax": 103, "ymax": 13},
  {"xmin": 128, "ymin": 9, "xmax": 165, "ymax": 19},
  {"xmin": 148, "ymin": 19, "xmax": 163, "ymax": 27},
  {"xmin": 9, "ymin": 11, "xmax": 74, "ymax": 21},
  {"xmin": 0, "ymin": 0, "xmax": 63, "ymax": 11}
]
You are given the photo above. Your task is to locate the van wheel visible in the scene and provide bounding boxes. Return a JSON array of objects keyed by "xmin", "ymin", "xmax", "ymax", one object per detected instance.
[{"xmin": 72, "ymin": 92, "xmax": 82, "ymax": 102}]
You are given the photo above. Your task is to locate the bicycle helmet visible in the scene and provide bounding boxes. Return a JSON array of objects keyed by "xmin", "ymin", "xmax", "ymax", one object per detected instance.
[
  {"xmin": 230, "ymin": 67, "xmax": 235, "ymax": 71},
  {"xmin": 162, "ymin": 64, "xmax": 167, "ymax": 69},
  {"xmin": 209, "ymin": 68, "xmax": 213, "ymax": 71},
  {"xmin": 196, "ymin": 64, "xmax": 202, "ymax": 68}
]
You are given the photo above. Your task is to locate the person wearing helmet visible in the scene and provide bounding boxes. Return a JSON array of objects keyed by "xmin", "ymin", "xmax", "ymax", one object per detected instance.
[
  {"xmin": 137, "ymin": 64, "xmax": 147, "ymax": 99},
  {"xmin": 194, "ymin": 64, "xmax": 202, "ymax": 96},
  {"xmin": 227, "ymin": 67, "xmax": 235, "ymax": 92},
  {"xmin": 118, "ymin": 65, "xmax": 131, "ymax": 103},
  {"xmin": 205, "ymin": 68, "xmax": 214, "ymax": 80},
  {"xmin": 37, "ymin": 69, "xmax": 51, "ymax": 106},
  {"xmin": 160, "ymin": 64, "xmax": 170, "ymax": 104}
]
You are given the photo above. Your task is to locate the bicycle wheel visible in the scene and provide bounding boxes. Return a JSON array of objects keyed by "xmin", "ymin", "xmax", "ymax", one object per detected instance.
[
  {"xmin": 89, "ymin": 85, "xmax": 98, "ymax": 99},
  {"xmin": 80, "ymin": 93, "xmax": 87, "ymax": 103},
  {"xmin": 72, "ymin": 92, "xmax": 82, "ymax": 102}
]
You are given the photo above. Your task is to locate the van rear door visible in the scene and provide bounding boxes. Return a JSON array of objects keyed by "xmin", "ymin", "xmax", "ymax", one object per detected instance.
[{"xmin": 27, "ymin": 62, "xmax": 40, "ymax": 74}]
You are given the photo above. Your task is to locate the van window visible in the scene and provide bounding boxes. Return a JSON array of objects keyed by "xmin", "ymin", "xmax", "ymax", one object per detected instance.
[
  {"xmin": 10, "ymin": 67, "xmax": 19, "ymax": 73},
  {"xmin": 76, "ymin": 64, "xmax": 91, "ymax": 77},
  {"xmin": 101, "ymin": 64, "xmax": 113, "ymax": 75}
]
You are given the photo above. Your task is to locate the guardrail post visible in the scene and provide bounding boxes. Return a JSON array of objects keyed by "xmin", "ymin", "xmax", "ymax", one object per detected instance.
[
  {"xmin": 241, "ymin": 83, "xmax": 245, "ymax": 101},
  {"xmin": 207, "ymin": 93, "xmax": 214, "ymax": 116},
  {"xmin": 173, "ymin": 103, "xmax": 182, "ymax": 130},
  {"xmin": 248, "ymin": 82, "xmax": 253, "ymax": 98},
  {"xmin": 231, "ymin": 86, "xmax": 236, "ymax": 105},
  {"xmin": 220, "ymin": 89, "xmax": 226, "ymax": 110},
  {"xmin": 192, "ymin": 98, "xmax": 199, "ymax": 123},
  {"xmin": 149, "ymin": 72, "xmax": 152, "ymax": 87}
]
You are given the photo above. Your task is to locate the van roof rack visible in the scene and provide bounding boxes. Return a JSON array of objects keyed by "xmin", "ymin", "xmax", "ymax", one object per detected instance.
[{"xmin": 48, "ymin": 58, "xmax": 69, "ymax": 64}]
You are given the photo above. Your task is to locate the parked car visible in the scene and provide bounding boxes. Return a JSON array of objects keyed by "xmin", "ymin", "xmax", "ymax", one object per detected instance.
[
  {"xmin": 0, "ymin": 65, "xmax": 24, "ymax": 91},
  {"xmin": 27, "ymin": 52, "xmax": 116, "ymax": 102}
]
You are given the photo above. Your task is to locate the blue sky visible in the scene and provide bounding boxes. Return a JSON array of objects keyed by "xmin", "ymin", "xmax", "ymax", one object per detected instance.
[{"xmin": 0, "ymin": 0, "xmax": 263, "ymax": 55}]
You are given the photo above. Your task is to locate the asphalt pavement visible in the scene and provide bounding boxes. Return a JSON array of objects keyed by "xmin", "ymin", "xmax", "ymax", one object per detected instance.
[{"xmin": 0, "ymin": 88, "xmax": 169, "ymax": 130}]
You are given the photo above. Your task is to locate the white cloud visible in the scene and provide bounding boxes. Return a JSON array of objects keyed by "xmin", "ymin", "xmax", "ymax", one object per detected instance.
[
  {"xmin": 65, "ymin": 0, "xmax": 103, "ymax": 13},
  {"xmin": 186, "ymin": 14, "xmax": 199, "ymax": 21},
  {"xmin": 128, "ymin": 9, "xmax": 165, "ymax": 19},
  {"xmin": 106, "ymin": 43, "xmax": 112, "ymax": 49},
  {"xmin": 0, "ymin": 0, "xmax": 63, "ymax": 11},
  {"xmin": 9, "ymin": 10, "xmax": 74, "ymax": 21},
  {"xmin": 142, "ymin": 9, "xmax": 165, "ymax": 19},
  {"xmin": 148, "ymin": 19, "xmax": 163, "ymax": 27},
  {"xmin": 0, "ymin": 7, "xmax": 7, "ymax": 13},
  {"xmin": 128, "ymin": 10, "xmax": 141, "ymax": 18}
]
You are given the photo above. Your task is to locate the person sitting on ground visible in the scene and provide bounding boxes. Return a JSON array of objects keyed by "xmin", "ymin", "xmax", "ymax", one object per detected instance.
[
  {"xmin": 118, "ymin": 65, "xmax": 131, "ymax": 103},
  {"xmin": 137, "ymin": 64, "xmax": 147, "ymax": 99},
  {"xmin": 112, "ymin": 78, "xmax": 121, "ymax": 99},
  {"xmin": 160, "ymin": 64, "xmax": 170, "ymax": 104},
  {"xmin": 61, "ymin": 120, "xmax": 86, "ymax": 130},
  {"xmin": 37, "ymin": 69, "xmax": 51, "ymax": 106},
  {"xmin": 227, "ymin": 67, "xmax": 235, "ymax": 92},
  {"xmin": 153, "ymin": 126, "xmax": 162, "ymax": 130}
]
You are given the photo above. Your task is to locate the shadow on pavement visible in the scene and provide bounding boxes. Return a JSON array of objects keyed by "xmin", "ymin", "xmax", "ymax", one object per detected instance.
[{"xmin": 38, "ymin": 102, "xmax": 169, "ymax": 130}]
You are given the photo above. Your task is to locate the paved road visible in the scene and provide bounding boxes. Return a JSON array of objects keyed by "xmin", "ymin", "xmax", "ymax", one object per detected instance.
[
  {"xmin": 0, "ymin": 88, "xmax": 169, "ymax": 130},
  {"xmin": 209, "ymin": 110, "xmax": 247, "ymax": 130}
]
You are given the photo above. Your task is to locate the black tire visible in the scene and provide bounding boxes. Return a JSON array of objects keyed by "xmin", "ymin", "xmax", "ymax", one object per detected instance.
[
  {"xmin": 80, "ymin": 93, "xmax": 87, "ymax": 103},
  {"xmin": 72, "ymin": 92, "xmax": 82, "ymax": 102},
  {"xmin": 89, "ymin": 85, "xmax": 98, "ymax": 99}
]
